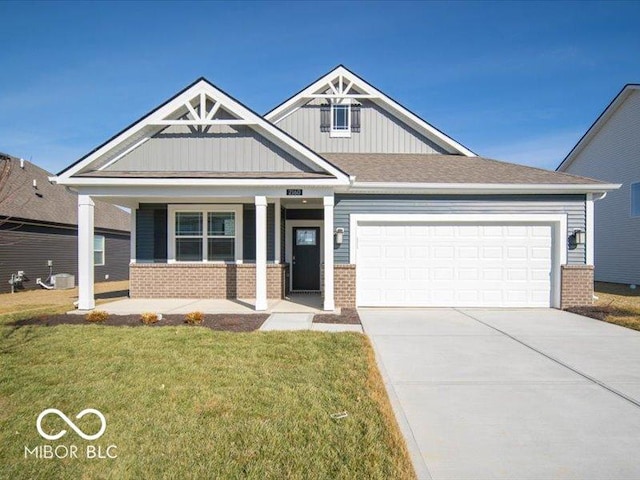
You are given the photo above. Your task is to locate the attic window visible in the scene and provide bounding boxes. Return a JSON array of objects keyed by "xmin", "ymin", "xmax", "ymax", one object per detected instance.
[{"xmin": 321, "ymin": 103, "xmax": 360, "ymax": 136}]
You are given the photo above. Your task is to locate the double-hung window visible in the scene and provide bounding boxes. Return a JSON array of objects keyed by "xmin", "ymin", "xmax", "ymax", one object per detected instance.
[
  {"xmin": 330, "ymin": 103, "xmax": 351, "ymax": 137},
  {"xmin": 171, "ymin": 205, "xmax": 241, "ymax": 262},
  {"xmin": 94, "ymin": 235, "xmax": 105, "ymax": 266}
]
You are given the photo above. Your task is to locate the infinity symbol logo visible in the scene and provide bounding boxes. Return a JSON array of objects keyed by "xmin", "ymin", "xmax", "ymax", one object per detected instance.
[{"xmin": 36, "ymin": 408, "xmax": 107, "ymax": 441}]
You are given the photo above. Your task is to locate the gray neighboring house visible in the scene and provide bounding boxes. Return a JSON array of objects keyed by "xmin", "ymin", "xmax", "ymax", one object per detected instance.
[
  {"xmin": 0, "ymin": 154, "xmax": 130, "ymax": 293},
  {"xmin": 557, "ymin": 84, "xmax": 640, "ymax": 285},
  {"xmin": 52, "ymin": 65, "xmax": 617, "ymax": 311}
]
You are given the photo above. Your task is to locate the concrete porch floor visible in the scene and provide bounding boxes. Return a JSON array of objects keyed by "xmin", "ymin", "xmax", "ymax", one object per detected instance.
[{"xmin": 78, "ymin": 293, "xmax": 336, "ymax": 315}]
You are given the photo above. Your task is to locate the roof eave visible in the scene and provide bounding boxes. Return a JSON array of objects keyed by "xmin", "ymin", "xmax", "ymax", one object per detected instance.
[
  {"xmin": 50, "ymin": 176, "xmax": 350, "ymax": 187},
  {"xmin": 344, "ymin": 182, "xmax": 621, "ymax": 195}
]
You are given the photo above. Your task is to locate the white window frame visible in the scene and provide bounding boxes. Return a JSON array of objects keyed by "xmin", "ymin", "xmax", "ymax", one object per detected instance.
[
  {"xmin": 168, "ymin": 204, "xmax": 243, "ymax": 263},
  {"xmin": 631, "ymin": 182, "xmax": 640, "ymax": 218},
  {"xmin": 94, "ymin": 235, "xmax": 105, "ymax": 266},
  {"xmin": 330, "ymin": 103, "xmax": 351, "ymax": 138}
]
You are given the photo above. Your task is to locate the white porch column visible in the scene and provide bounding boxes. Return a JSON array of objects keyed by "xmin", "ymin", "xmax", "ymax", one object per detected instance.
[
  {"xmin": 323, "ymin": 195, "xmax": 335, "ymax": 311},
  {"xmin": 78, "ymin": 194, "xmax": 95, "ymax": 310},
  {"xmin": 274, "ymin": 198, "xmax": 281, "ymax": 264},
  {"xmin": 130, "ymin": 207, "xmax": 136, "ymax": 264},
  {"xmin": 255, "ymin": 196, "xmax": 268, "ymax": 311},
  {"xmin": 586, "ymin": 193, "xmax": 594, "ymax": 265}
]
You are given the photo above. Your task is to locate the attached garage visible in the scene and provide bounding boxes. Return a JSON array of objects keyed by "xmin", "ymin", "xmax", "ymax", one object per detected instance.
[{"xmin": 351, "ymin": 214, "xmax": 566, "ymax": 308}]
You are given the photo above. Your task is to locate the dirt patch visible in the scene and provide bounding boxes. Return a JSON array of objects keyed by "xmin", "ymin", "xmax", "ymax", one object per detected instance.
[
  {"xmin": 11, "ymin": 313, "xmax": 269, "ymax": 332},
  {"xmin": 313, "ymin": 308, "xmax": 361, "ymax": 324}
]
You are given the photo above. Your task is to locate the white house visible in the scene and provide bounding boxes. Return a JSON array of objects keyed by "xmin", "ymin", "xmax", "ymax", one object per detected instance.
[
  {"xmin": 558, "ymin": 84, "xmax": 640, "ymax": 285},
  {"xmin": 52, "ymin": 66, "xmax": 617, "ymax": 311}
]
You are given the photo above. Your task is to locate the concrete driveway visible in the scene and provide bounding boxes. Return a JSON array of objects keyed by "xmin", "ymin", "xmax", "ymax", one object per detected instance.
[{"xmin": 360, "ymin": 308, "xmax": 640, "ymax": 480}]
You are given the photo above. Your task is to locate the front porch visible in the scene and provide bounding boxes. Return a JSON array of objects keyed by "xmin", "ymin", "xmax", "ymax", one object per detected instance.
[
  {"xmin": 77, "ymin": 193, "xmax": 338, "ymax": 312},
  {"xmin": 91, "ymin": 293, "xmax": 331, "ymax": 315}
]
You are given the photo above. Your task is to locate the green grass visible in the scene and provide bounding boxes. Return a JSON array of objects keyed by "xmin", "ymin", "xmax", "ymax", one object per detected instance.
[{"xmin": 0, "ymin": 322, "xmax": 414, "ymax": 479}]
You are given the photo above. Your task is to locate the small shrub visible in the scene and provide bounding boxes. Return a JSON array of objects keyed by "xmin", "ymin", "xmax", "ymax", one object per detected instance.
[
  {"xmin": 85, "ymin": 310, "xmax": 109, "ymax": 323},
  {"xmin": 185, "ymin": 311, "xmax": 205, "ymax": 325},
  {"xmin": 140, "ymin": 312, "xmax": 160, "ymax": 325}
]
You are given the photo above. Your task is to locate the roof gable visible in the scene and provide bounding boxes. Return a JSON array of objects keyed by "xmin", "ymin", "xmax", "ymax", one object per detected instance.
[
  {"xmin": 55, "ymin": 78, "xmax": 350, "ymax": 185},
  {"xmin": 265, "ymin": 65, "xmax": 476, "ymax": 157},
  {"xmin": 558, "ymin": 84, "xmax": 640, "ymax": 172}
]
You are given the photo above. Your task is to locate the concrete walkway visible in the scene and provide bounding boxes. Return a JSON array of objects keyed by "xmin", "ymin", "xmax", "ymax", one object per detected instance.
[
  {"xmin": 260, "ymin": 313, "xmax": 363, "ymax": 332},
  {"xmin": 360, "ymin": 308, "xmax": 640, "ymax": 480}
]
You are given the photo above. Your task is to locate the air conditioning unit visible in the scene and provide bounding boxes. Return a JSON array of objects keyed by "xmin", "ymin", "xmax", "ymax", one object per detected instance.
[{"xmin": 53, "ymin": 273, "xmax": 75, "ymax": 290}]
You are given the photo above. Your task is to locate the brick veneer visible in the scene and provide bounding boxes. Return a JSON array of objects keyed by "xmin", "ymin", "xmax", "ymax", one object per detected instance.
[
  {"xmin": 334, "ymin": 264, "xmax": 356, "ymax": 307},
  {"xmin": 129, "ymin": 263, "xmax": 287, "ymax": 299},
  {"xmin": 561, "ymin": 265, "xmax": 594, "ymax": 308}
]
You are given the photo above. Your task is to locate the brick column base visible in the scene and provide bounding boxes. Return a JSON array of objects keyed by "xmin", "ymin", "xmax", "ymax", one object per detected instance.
[
  {"xmin": 561, "ymin": 265, "xmax": 594, "ymax": 309},
  {"xmin": 129, "ymin": 263, "xmax": 287, "ymax": 299},
  {"xmin": 334, "ymin": 264, "xmax": 356, "ymax": 308}
]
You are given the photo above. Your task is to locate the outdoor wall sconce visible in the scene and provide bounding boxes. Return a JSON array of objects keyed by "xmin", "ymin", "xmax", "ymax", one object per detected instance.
[
  {"xmin": 335, "ymin": 227, "xmax": 344, "ymax": 245},
  {"xmin": 574, "ymin": 229, "xmax": 586, "ymax": 245}
]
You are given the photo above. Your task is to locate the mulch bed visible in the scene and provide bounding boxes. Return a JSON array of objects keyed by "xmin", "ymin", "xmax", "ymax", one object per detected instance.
[
  {"xmin": 11, "ymin": 314, "xmax": 269, "ymax": 332},
  {"xmin": 313, "ymin": 308, "xmax": 361, "ymax": 325},
  {"xmin": 565, "ymin": 305, "xmax": 627, "ymax": 322}
]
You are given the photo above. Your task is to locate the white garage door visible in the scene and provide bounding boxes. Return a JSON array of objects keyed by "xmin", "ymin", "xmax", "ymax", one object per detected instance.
[{"xmin": 356, "ymin": 223, "xmax": 553, "ymax": 307}]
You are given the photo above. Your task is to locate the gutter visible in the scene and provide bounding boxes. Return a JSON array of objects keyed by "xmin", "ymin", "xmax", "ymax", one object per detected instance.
[{"xmin": 343, "ymin": 182, "xmax": 621, "ymax": 195}]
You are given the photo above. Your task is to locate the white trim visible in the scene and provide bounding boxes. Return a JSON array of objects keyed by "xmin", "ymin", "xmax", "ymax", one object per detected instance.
[
  {"xmin": 349, "ymin": 213, "xmax": 567, "ymax": 309},
  {"xmin": 148, "ymin": 119, "xmax": 257, "ymax": 126},
  {"xmin": 265, "ymin": 65, "xmax": 476, "ymax": 157},
  {"xmin": 330, "ymin": 103, "xmax": 351, "ymax": 138},
  {"xmin": 274, "ymin": 198, "xmax": 281, "ymax": 264},
  {"xmin": 130, "ymin": 208, "xmax": 136, "ymax": 264},
  {"xmin": 285, "ymin": 220, "xmax": 324, "ymax": 293},
  {"xmin": 55, "ymin": 79, "xmax": 350, "ymax": 185},
  {"xmin": 78, "ymin": 195, "xmax": 95, "ymax": 310},
  {"xmin": 55, "ymin": 177, "xmax": 347, "ymax": 187},
  {"xmin": 323, "ymin": 196, "xmax": 335, "ymax": 310},
  {"xmin": 586, "ymin": 193, "xmax": 595, "ymax": 265},
  {"xmin": 98, "ymin": 136, "xmax": 151, "ymax": 171},
  {"xmin": 167, "ymin": 204, "xmax": 243, "ymax": 263},
  {"xmin": 345, "ymin": 182, "xmax": 621, "ymax": 195},
  {"xmin": 255, "ymin": 196, "xmax": 268, "ymax": 311}
]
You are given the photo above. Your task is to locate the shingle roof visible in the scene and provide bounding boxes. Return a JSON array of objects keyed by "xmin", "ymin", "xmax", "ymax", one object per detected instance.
[
  {"xmin": 321, "ymin": 153, "xmax": 605, "ymax": 185},
  {"xmin": 0, "ymin": 154, "xmax": 130, "ymax": 232}
]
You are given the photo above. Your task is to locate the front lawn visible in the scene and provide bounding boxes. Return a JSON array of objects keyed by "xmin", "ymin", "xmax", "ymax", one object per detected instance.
[
  {"xmin": 0, "ymin": 322, "xmax": 414, "ymax": 479},
  {"xmin": 567, "ymin": 282, "xmax": 640, "ymax": 332}
]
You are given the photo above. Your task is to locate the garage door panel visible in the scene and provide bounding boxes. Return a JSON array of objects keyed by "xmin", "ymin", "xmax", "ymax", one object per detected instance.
[{"xmin": 356, "ymin": 223, "xmax": 553, "ymax": 308}]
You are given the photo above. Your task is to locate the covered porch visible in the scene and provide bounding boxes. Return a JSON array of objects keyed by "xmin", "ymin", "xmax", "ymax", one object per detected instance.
[{"xmin": 76, "ymin": 190, "xmax": 337, "ymax": 312}]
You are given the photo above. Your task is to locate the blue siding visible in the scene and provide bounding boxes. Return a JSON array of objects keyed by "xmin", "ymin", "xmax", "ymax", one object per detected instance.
[{"xmin": 334, "ymin": 194, "xmax": 586, "ymax": 265}]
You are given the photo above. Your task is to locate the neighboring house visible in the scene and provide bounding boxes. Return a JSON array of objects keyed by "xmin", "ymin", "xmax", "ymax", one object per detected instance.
[
  {"xmin": 52, "ymin": 65, "xmax": 617, "ymax": 311},
  {"xmin": 0, "ymin": 154, "xmax": 130, "ymax": 293},
  {"xmin": 557, "ymin": 84, "xmax": 640, "ymax": 285}
]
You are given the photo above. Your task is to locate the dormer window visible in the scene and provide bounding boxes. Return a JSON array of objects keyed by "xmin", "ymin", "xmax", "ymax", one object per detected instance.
[{"xmin": 331, "ymin": 104, "xmax": 351, "ymax": 137}]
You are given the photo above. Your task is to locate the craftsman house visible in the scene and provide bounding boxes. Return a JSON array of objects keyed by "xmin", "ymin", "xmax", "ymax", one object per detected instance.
[{"xmin": 52, "ymin": 66, "xmax": 616, "ymax": 310}]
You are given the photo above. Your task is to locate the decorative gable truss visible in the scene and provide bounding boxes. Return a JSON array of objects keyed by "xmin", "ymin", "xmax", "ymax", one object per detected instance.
[
  {"xmin": 265, "ymin": 65, "xmax": 476, "ymax": 156},
  {"xmin": 54, "ymin": 78, "xmax": 351, "ymax": 186}
]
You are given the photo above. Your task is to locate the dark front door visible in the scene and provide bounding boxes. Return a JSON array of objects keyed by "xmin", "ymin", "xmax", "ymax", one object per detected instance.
[{"xmin": 292, "ymin": 227, "xmax": 320, "ymax": 291}]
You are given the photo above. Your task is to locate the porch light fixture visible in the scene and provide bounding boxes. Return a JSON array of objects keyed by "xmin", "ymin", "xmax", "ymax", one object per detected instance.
[
  {"xmin": 574, "ymin": 229, "xmax": 586, "ymax": 245},
  {"xmin": 335, "ymin": 227, "xmax": 344, "ymax": 245}
]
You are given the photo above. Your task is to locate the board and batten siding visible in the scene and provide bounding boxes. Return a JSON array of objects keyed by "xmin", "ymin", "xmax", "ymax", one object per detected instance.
[
  {"xmin": 0, "ymin": 221, "xmax": 129, "ymax": 293},
  {"xmin": 136, "ymin": 203, "xmax": 277, "ymax": 263},
  {"xmin": 561, "ymin": 89, "xmax": 640, "ymax": 284},
  {"xmin": 334, "ymin": 194, "xmax": 587, "ymax": 265},
  {"xmin": 275, "ymin": 100, "xmax": 449, "ymax": 154},
  {"xmin": 105, "ymin": 124, "xmax": 317, "ymax": 173}
]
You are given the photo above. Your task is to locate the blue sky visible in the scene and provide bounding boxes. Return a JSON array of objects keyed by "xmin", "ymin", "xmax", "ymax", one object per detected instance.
[{"xmin": 1, "ymin": 0, "xmax": 639, "ymax": 173}]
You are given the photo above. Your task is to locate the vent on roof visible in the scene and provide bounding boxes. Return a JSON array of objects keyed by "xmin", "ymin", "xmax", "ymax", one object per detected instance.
[{"xmin": 20, "ymin": 158, "xmax": 25, "ymax": 169}]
